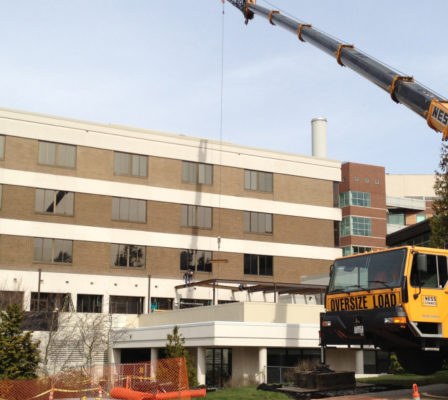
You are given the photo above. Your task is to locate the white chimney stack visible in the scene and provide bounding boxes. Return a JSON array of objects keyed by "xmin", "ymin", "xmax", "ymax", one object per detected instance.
[{"xmin": 311, "ymin": 117, "xmax": 327, "ymax": 158}]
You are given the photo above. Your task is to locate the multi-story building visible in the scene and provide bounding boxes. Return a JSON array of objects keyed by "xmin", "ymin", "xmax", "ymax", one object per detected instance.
[
  {"xmin": 338, "ymin": 163, "xmax": 436, "ymax": 256},
  {"xmin": 338, "ymin": 162, "xmax": 387, "ymax": 256},
  {"xmin": 0, "ymin": 108, "xmax": 345, "ymax": 379},
  {"xmin": 0, "ymin": 108, "xmax": 341, "ymax": 313}
]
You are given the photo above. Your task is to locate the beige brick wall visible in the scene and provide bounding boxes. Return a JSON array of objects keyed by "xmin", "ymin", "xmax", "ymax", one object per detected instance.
[
  {"xmin": 1, "ymin": 185, "xmax": 335, "ymax": 247},
  {"xmin": 2, "ymin": 136, "xmax": 335, "ymax": 207},
  {"xmin": 0, "ymin": 235, "xmax": 331, "ymax": 283}
]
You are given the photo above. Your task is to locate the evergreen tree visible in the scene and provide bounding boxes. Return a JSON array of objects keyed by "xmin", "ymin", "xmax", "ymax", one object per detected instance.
[
  {"xmin": 165, "ymin": 326, "xmax": 198, "ymax": 387},
  {"xmin": 0, "ymin": 304, "xmax": 40, "ymax": 379},
  {"xmin": 430, "ymin": 143, "xmax": 448, "ymax": 248}
]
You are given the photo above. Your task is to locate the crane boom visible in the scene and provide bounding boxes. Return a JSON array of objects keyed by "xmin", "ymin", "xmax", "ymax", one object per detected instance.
[{"xmin": 226, "ymin": 0, "xmax": 448, "ymax": 138}]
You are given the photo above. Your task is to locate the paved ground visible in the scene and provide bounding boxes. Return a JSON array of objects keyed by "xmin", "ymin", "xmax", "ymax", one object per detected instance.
[{"xmin": 323, "ymin": 384, "xmax": 448, "ymax": 400}]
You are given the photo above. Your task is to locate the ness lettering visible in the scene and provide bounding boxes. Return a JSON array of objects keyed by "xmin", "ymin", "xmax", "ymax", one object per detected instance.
[
  {"xmin": 432, "ymin": 106, "xmax": 448, "ymax": 127},
  {"xmin": 329, "ymin": 292, "xmax": 398, "ymax": 312}
]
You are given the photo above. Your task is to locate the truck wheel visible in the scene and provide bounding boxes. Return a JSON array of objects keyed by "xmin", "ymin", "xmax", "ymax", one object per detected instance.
[{"xmin": 396, "ymin": 351, "xmax": 443, "ymax": 375}]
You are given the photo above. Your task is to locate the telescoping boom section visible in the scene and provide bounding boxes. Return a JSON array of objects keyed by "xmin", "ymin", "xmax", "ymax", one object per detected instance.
[
  {"xmin": 320, "ymin": 246, "xmax": 448, "ymax": 375},
  {"xmin": 226, "ymin": 0, "xmax": 448, "ymax": 138}
]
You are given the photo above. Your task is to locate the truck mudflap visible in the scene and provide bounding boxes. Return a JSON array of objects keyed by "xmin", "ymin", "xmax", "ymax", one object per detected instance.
[{"xmin": 320, "ymin": 306, "xmax": 411, "ymax": 348}]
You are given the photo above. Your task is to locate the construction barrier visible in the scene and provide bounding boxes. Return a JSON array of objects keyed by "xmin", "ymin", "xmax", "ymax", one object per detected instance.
[{"xmin": 0, "ymin": 357, "xmax": 191, "ymax": 400}]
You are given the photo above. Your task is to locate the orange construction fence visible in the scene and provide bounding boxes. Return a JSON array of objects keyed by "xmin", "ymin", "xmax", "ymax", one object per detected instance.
[{"xmin": 0, "ymin": 357, "xmax": 196, "ymax": 400}]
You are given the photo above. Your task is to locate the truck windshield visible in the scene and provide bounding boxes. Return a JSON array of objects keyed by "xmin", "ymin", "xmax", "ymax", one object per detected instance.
[{"xmin": 328, "ymin": 248, "xmax": 407, "ymax": 293}]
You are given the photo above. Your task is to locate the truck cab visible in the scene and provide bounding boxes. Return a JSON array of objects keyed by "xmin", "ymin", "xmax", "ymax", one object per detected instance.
[{"xmin": 320, "ymin": 246, "xmax": 448, "ymax": 374}]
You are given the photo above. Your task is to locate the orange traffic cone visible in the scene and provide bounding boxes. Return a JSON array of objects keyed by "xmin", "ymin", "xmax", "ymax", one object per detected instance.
[
  {"xmin": 48, "ymin": 387, "xmax": 54, "ymax": 400},
  {"xmin": 98, "ymin": 384, "xmax": 103, "ymax": 399},
  {"xmin": 413, "ymin": 383, "xmax": 420, "ymax": 400}
]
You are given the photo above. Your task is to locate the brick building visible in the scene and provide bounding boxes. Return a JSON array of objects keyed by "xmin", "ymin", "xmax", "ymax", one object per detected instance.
[{"xmin": 0, "ymin": 108, "xmax": 341, "ymax": 314}]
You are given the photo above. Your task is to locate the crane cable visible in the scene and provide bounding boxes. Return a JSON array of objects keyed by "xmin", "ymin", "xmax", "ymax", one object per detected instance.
[{"xmin": 217, "ymin": 0, "xmax": 226, "ymax": 252}]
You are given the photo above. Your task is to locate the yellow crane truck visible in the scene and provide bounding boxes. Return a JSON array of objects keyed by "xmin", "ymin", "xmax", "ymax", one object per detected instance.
[
  {"xmin": 320, "ymin": 246, "xmax": 448, "ymax": 375},
  {"xmin": 225, "ymin": 1, "xmax": 448, "ymax": 374}
]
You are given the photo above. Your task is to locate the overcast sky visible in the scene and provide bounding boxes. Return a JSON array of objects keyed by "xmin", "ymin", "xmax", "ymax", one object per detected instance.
[{"xmin": 1, "ymin": 1, "xmax": 447, "ymax": 174}]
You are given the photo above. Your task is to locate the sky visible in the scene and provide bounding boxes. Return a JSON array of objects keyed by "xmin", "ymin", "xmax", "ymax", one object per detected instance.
[{"xmin": 1, "ymin": 0, "xmax": 447, "ymax": 174}]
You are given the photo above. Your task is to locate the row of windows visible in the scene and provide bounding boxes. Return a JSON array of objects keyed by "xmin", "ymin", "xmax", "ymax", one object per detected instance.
[
  {"xmin": 341, "ymin": 216, "xmax": 372, "ymax": 237},
  {"xmin": 14, "ymin": 187, "xmax": 276, "ymax": 232},
  {"xmin": 342, "ymin": 175, "xmax": 380, "ymax": 184},
  {"xmin": 32, "ymin": 238, "xmax": 273, "ymax": 276},
  {"xmin": 30, "ymin": 292, "xmax": 143, "ymax": 314},
  {"xmin": 0, "ymin": 136, "xmax": 273, "ymax": 192},
  {"xmin": 339, "ymin": 191, "xmax": 371, "ymax": 208}
]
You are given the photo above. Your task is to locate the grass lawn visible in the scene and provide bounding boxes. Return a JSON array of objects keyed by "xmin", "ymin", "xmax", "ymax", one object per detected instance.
[
  {"xmin": 204, "ymin": 370, "xmax": 448, "ymax": 398},
  {"xmin": 357, "ymin": 369, "xmax": 448, "ymax": 388},
  {"xmin": 205, "ymin": 386, "xmax": 290, "ymax": 399}
]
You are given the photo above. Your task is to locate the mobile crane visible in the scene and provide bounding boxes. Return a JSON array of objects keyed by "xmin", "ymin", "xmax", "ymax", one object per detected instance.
[
  {"xmin": 226, "ymin": 0, "xmax": 448, "ymax": 138},
  {"xmin": 226, "ymin": 1, "xmax": 448, "ymax": 375}
]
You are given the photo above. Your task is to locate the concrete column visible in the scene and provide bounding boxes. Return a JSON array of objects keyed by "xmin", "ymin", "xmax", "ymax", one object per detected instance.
[
  {"xmin": 355, "ymin": 350, "xmax": 364, "ymax": 374},
  {"xmin": 151, "ymin": 348, "xmax": 158, "ymax": 378},
  {"xmin": 110, "ymin": 348, "xmax": 121, "ymax": 364},
  {"xmin": 258, "ymin": 347, "xmax": 267, "ymax": 384},
  {"xmin": 197, "ymin": 347, "xmax": 206, "ymax": 385}
]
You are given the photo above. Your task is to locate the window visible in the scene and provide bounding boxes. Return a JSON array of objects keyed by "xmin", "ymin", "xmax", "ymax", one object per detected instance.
[
  {"xmin": 0, "ymin": 291, "xmax": 24, "ymax": 310},
  {"xmin": 411, "ymin": 254, "xmax": 448, "ymax": 289},
  {"xmin": 244, "ymin": 211, "xmax": 273, "ymax": 234},
  {"xmin": 179, "ymin": 298, "xmax": 211, "ymax": 309},
  {"xmin": 365, "ymin": 178, "xmax": 370, "ymax": 183},
  {"xmin": 341, "ymin": 216, "xmax": 371, "ymax": 237},
  {"xmin": 181, "ymin": 205, "xmax": 212, "ymax": 229},
  {"xmin": 30, "ymin": 292, "xmax": 71, "ymax": 312},
  {"xmin": 151, "ymin": 297, "xmax": 173, "ymax": 311},
  {"xmin": 35, "ymin": 189, "xmax": 74, "ymax": 216},
  {"xmin": 114, "ymin": 152, "xmax": 147, "ymax": 177},
  {"xmin": 182, "ymin": 161, "xmax": 213, "ymax": 185},
  {"xmin": 342, "ymin": 246, "xmax": 372, "ymax": 256},
  {"xmin": 110, "ymin": 244, "xmax": 145, "ymax": 268},
  {"xmin": 77, "ymin": 294, "xmax": 102, "ymax": 313},
  {"xmin": 180, "ymin": 249, "xmax": 212, "ymax": 272},
  {"xmin": 109, "ymin": 295, "xmax": 144, "ymax": 314},
  {"xmin": 244, "ymin": 254, "xmax": 273, "ymax": 276},
  {"xmin": 38, "ymin": 141, "xmax": 76, "ymax": 168},
  {"xmin": 244, "ymin": 170, "xmax": 273, "ymax": 192},
  {"xmin": 375, "ymin": 179, "xmax": 380, "ymax": 184},
  {"xmin": 416, "ymin": 214, "xmax": 426, "ymax": 223},
  {"xmin": 0, "ymin": 135, "xmax": 4, "ymax": 159},
  {"xmin": 206, "ymin": 348, "xmax": 232, "ymax": 388},
  {"xmin": 112, "ymin": 197, "xmax": 146, "ymax": 222},
  {"xmin": 354, "ymin": 176, "xmax": 359, "ymax": 182},
  {"xmin": 339, "ymin": 191, "xmax": 371, "ymax": 207},
  {"xmin": 388, "ymin": 210, "xmax": 405, "ymax": 225},
  {"xmin": 34, "ymin": 238, "xmax": 73, "ymax": 264}
]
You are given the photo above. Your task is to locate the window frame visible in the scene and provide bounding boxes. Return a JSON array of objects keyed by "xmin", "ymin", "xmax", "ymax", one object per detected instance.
[
  {"xmin": 38, "ymin": 141, "xmax": 76, "ymax": 168},
  {"xmin": 244, "ymin": 170, "xmax": 273, "ymax": 193},
  {"xmin": 112, "ymin": 197, "xmax": 147, "ymax": 223},
  {"xmin": 109, "ymin": 295, "xmax": 144, "ymax": 314},
  {"xmin": 341, "ymin": 216, "xmax": 371, "ymax": 237},
  {"xmin": 0, "ymin": 135, "xmax": 4, "ymax": 159},
  {"xmin": 33, "ymin": 238, "xmax": 73, "ymax": 264},
  {"xmin": 244, "ymin": 211, "xmax": 273, "ymax": 234},
  {"xmin": 180, "ymin": 249, "xmax": 213, "ymax": 272},
  {"xmin": 339, "ymin": 191, "xmax": 371, "ymax": 208},
  {"xmin": 76, "ymin": 294, "xmax": 103, "ymax": 313},
  {"xmin": 244, "ymin": 254, "xmax": 273, "ymax": 276},
  {"xmin": 114, "ymin": 151, "xmax": 148, "ymax": 178},
  {"xmin": 182, "ymin": 161, "xmax": 213, "ymax": 185},
  {"xmin": 110, "ymin": 244, "xmax": 146, "ymax": 269},
  {"xmin": 35, "ymin": 189, "xmax": 74, "ymax": 216},
  {"xmin": 181, "ymin": 204, "xmax": 213, "ymax": 229}
]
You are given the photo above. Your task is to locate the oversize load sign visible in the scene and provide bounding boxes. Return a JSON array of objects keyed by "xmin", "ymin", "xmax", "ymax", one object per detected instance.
[{"xmin": 328, "ymin": 292, "xmax": 400, "ymax": 312}]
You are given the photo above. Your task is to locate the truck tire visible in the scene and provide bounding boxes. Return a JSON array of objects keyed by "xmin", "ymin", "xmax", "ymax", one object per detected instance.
[{"xmin": 396, "ymin": 351, "xmax": 444, "ymax": 375}]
